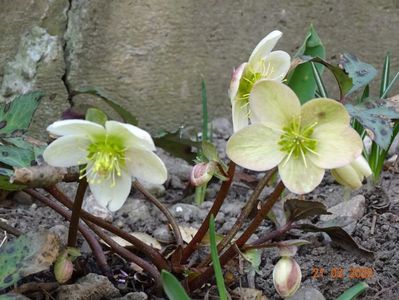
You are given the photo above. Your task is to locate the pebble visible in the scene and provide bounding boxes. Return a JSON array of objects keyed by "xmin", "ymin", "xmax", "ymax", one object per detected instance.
[
  {"xmin": 112, "ymin": 292, "xmax": 148, "ymax": 300},
  {"xmin": 83, "ymin": 194, "xmax": 113, "ymax": 222},
  {"xmin": 287, "ymin": 287, "xmax": 325, "ymax": 300}
]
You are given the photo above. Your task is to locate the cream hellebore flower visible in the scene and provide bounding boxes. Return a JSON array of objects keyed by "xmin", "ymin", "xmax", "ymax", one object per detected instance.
[
  {"xmin": 226, "ymin": 80, "xmax": 363, "ymax": 194},
  {"xmin": 229, "ymin": 30, "xmax": 291, "ymax": 132},
  {"xmin": 331, "ymin": 156, "xmax": 372, "ymax": 190},
  {"xmin": 43, "ymin": 120, "xmax": 167, "ymax": 211}
]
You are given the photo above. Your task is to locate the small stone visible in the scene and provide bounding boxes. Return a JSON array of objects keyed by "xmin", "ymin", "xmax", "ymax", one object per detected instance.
[
  {"xmin": 153, "ymin": 225, "xmax": 174, "ymax": 243},
  {"xmin": 56, "ymin": 273, "xmax": 120, "ymax": 300},
  {"xmin": 112, "ymin": 292, "xmax": 148, "ymax": 300},
  {"xmin": 212, "ymin": 118, "xmax": 233, "ymax": 138},
  {"xmin": 83, "ymin": 194, "xmax": 113, "ymax": 222},
  {"xmin": 115, "ymin": 198, "xmax": 152, "ymax": 223},
  {"xmin": 287, "ymin": 287, "xmax": 325, "ymax": 300},
  {"xmin": 170, "ymin": 203, "xmax": 206, "ymax": 222},
  {"xmin": 14, "ymin": 191, "xmax": 33, "ymax": 205},
  {"xmin": 319, "ymin": 195, "xmax": 366, "ymax": 234}
]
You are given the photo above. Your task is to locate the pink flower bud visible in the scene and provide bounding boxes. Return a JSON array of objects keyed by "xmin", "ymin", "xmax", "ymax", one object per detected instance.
[
  {"xmin": 54, "ymin": 254, "xmax": 74, "ymax": 284},
  {"xmin": 273, "ymin": 257, "xmax": 302, "ymax": 298},
  {"xmin": 190, "ymin": 161, "xmax": 217, "ymax": 187}
]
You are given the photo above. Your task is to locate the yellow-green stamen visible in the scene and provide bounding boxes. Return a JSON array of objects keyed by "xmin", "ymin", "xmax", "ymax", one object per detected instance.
[{"xmin": 278, "ymin": 118, "xmax": 318, "ymax": 167}]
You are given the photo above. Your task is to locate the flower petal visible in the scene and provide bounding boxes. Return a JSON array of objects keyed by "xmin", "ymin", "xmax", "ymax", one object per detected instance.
[
  {"xmin": 105, "ymin": 121, "xmax": 155, "ymax": 151},
  {"xmin": 331, "ymin": 166, "xmax": 362, "ymax": 190},
  {"xmin": 126, "ymin": 149, "xmax": 167, "ymax": 184},
  {"xmin": 89, "ymin": 170, "xmax": 132, "ymax": 211},
  {"xmin": 47, "ymin": 119, "xmax": 105, "ymax": 137},
  {"xmin": 226, "ymin": 124, "xmax": 284, "ymax": 171},
  {"xmin": 249, "ymin": 80, "xmax": 301, "ymax": 130},
  {"xmin": 232, "ymin": 99, "xmax": 250, "ymax": 132},
  {"xmin": 278, "ymin": 157, "xmax": 325, "ymax": 194},
  {"xmin": 248, "ymin": 30, "xmax": 282, "ymax": 67},
  {"xmin": 262, "ymin": 50, "xmax": 291, "ymax": 81},
  {"xmin": 301, "ymin": 98, "xmax": 350, "ymax": 128},
  {"xmin": 308, "ymin": 124, "xmax": 363, "ymax": 169},
  {"xmin": 229, "ymin": 63, "xmax": 247, "ymax": 102},
  {"xmin": 43, "ymin": 135, "xmax": 90, "ymax": 167}
]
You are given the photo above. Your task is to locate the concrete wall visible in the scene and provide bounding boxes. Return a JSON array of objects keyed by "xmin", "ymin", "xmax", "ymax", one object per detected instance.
[{"xmin": 1, "ymin": 0, "xmax": 399, "ymax": 136}]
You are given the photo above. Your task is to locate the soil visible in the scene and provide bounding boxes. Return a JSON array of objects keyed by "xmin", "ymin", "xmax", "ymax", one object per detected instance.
[{"xmin": 0, "ymin": 118, "xmax": 398, "ymax": 300}]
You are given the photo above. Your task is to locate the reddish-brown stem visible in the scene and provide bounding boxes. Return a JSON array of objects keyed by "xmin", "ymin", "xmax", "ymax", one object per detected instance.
[
  {"xmin": 25, "ymin": 188, "xmax": 110, "ymax": 275},
  {"xmin": 84, "ymin": 219, "xmax": 162, "ymax": 291},
  {"xmin": 133, "ymin": 180, "xmax": 183, "ymax": 247},
  {"xmin": 198, "ymin": 168, "xmax": 276, "ymax": 268},
  {"xmin": 243, "ymin": 220, "xmax": 294, "ymax": 250},
  {"xmin": 68, "ymin": 179, "xmax": 88, "ymax": 247},
  {"xmin": 180, "ymin": 162, "xmax": 236, "ymax": 264},
  {"xmin": 44, "ymin": 185, "xmax": 170, "ymax": 271},
  {"xmin": 188, "ymin": 181, "xmax": 285, "ymax": 291}
]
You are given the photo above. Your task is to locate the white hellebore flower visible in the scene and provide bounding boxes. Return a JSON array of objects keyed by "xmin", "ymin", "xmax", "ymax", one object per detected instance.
[
  {"xmin": 43, "ymin": 120, "xmax": 167, "ymax": 211},
  {"xmin": 229, "ymin": 30, "xmax": 291, "ymax": 132},
  {"xmin": 331, "ymin": 156, "xmax": 372, "ymax": 190},
  {"xmin": 227, "ymin": 80, "xmax": 363, "ymax": 194}
]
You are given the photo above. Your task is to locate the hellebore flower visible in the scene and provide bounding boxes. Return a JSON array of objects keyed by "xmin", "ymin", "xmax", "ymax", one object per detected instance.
[
  {"xmin": 43, "ymin": 120, "xmax": 167, "ymax": 211},
  {"xmin": 229, "ymin": 30, "xmax": 291, "ymax": 132},
  {"xmin": 273, "ymin": 257, "xmax": 302, "ymax": 298},
  {"xmin": 331, "ymin": 156, "xmax": 372, "ymax": 190},
  {"xmin": 190, "ymin": 161, "xmax": 218, "ymax": 187},
  {"xmin": 226, "ymin": 80, "xmax": 363, "ymax": 194}
]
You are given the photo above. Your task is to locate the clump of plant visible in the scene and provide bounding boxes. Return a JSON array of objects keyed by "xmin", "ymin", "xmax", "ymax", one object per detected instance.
[{"xmin": 0, "ymin": 25, "xmax": 397, "ymax": 299}]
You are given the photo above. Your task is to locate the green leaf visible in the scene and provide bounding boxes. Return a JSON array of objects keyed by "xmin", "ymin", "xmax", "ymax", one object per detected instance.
[
  {"xmin": 161, "ymin": 270, "xmax": 191, "ymax": 300},
  {"xmin": 201, "ymin": 140, "xmax": 219, "ymax": 162},
  {"xmin": 299, "ymin": 224, "xmax": 373, "ymax": 257},
  {"xmin": 380, "ymin": 53, "xmax": 391, "ymax": 98},
  {"xmin": 85, "ymin": 108, "xmax": 108, "ymax": 126},
  {"xmin": 346, "ymin": 96, "xmax": 399, "ymax": 150},
  {"xmin": 209, "ymin": 215, "xmax": 228, "ymax": 300},
  {"xmin": 0, "ymin": 92, "xmax": 43, "ymax": 134},
  {"xmin": 74, "ymin": 87, "xmax": 138, "ymax": 125},
  {"xmin": 284, "ymin": 199, "xmax": 331, "ymax": 222},
  {"xmin": 154, "ymin": 130, "xmax": 200, "ymax": 163},
  {"xmin": 0, "ymin": 231, "xmax": 60, "ymax": 290},
  {"xmin": 287, "ymin": 25, "xmax": 326, "ymax": 103},
  {"xmin": 0, "ymin": 293, "xmax": 31, "ymax": 300},
  {"xmin": 241, "ymin": 249, "xmax": 261, "ymax": 273},
  {"xmin": 336, "ymin": 282, "xmax": 369, "ymax": 300},
  {"xmin": 339, "ymin": 53, "xmax": 377, "ymax": 96}
]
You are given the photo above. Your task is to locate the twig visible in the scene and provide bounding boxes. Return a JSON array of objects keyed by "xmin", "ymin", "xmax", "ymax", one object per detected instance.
[
  {"xmin": 0, "ymin": 219, "xmax": 21, "ymax": 237},
  {"xmin": 68, "ymin": 179, "xmax": 88, "ymax": 247},
  {"xmin": 180, "ymin": 162, "xmax": 236, "ymax": 264},
  {"xmin": 133, "ymin": 180, "xmax": 183, "ymax": 247},
  {"xmin": 84, "ymin": 219, "xmax": 162, "ymax": 292},
  {"xmin": 44, "ymin": 185, "xmax": 170, "ymax": 271},
  {"xmin": 198, "ymin": 168, "xmax": 276, "ymax": 267},
  {"xmin": 13, "ymin": 282, "xmax": 59, "ymax": 295},
  {"xmin": 370, "ymin": 212, "xmax": 377, "ymax": 235},
  {"xmin": 188, "ymin": 181, "xmax": 285, "ymax": 291},
  {"xmin": 25, "ymin": 188, "xmax": 110, "ymax": 275},
  {"xmin": 373, "ymin": 281, "xmax": 399, "ymax": 299}
]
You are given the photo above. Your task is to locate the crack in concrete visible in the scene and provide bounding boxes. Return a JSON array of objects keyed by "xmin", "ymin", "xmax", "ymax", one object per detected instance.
[{"xmin": 61, "ymin": 0, "xmax": 73, "ymax": 106}]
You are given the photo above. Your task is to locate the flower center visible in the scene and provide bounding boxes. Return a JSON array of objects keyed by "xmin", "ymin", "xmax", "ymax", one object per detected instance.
[
  {"xmin": 237, "ymin": 60, "xmax": 275, "ymax": 115},
  {"xmin": 278, "ymin": 118, "xmax": 318, "ymax": 167},
  {"xmin": 81, "ymin": 138, "xmax": 126, "ymax": 187}
]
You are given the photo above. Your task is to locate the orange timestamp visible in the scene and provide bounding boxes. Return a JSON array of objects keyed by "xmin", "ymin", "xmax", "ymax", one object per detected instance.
[{"xmin": 312, "ymin": 266, "xmax": 374, "ymax": 280}]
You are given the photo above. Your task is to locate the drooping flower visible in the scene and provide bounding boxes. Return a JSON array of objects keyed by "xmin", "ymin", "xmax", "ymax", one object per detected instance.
[
  {"xmin": 43, "ymin": 120, "xmax": 167, "ymax": 211},
  {"xmin": 273, "ymin": 256, "xmax": 302, "ymax": 298},
  {"xmin": 331, "ymin": 156, "xmax": 372, "ymax": 189},
  {"xmin": 229, "ymin": 30, "xmax": 291, "ymax": 132},
  {"xmin": 226, "ymin": 80, "xmax": 363, "ymax": 194},
  {"xmin": 190, "ymin": 161, "xmax": 218, "ymax": 187}
]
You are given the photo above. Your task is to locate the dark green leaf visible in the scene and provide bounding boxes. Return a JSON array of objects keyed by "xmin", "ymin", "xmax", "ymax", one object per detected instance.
[
  {"xmin": 85, "ymin": 107, "xmax": 108, "ymax": 126},
  {"xmin": 0, "ymin": 92, "xmax": 43, "ymax": 134},
  {"xmin": 336, "ymin": 282, "xmax": 369, "ymax": 300},
  {"xmin": 0, "ymin": 231, "xmax": 59, "ymax": 290},
  {"xmin": 0, "ymin": 137, "xmax": 43, "ymax": 168},
  {"xmin": 346, "ymin": 96, "xmax": 399, "ymax": 150},
  {"xmin": 287, "ymin": 25, "xmax": 326, "ymax": 103},
  {"xmin": 299, "ymin": 224, "xmax": 373, "ymax": 257},
  {"xmin": 74, "ymin": 87, "xmax": 138, "ymax": 125},
  {"xmin": 284, "ymin": 199, "xmax": 331, "ymax": 222},
  {"xmin": 339, "ymin": 53, "xmax": 377, "ymax": 96},
  {"xmin": 161, "ymin": 270, "xmax": 191, "ymax": 300},
  {"xmin": 154, "ymin": 130, "xmax": 200, "ymax": 163}
]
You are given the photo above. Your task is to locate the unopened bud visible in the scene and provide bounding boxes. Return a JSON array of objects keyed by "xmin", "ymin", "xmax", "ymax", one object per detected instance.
[
  {"xmin": 190, "ymin": 161, "xmax": 217, "ymax": 187},
  {"xmin": 331, "ymin": 156, "xmax": 372, "ymax": 190},
  {"xmin": 273, "ymin": 257, "xmax": 302, "ymax": 298},
  {"xmin": 54, "ymin": 253, "xmax": 74, "ymax": 284}
]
